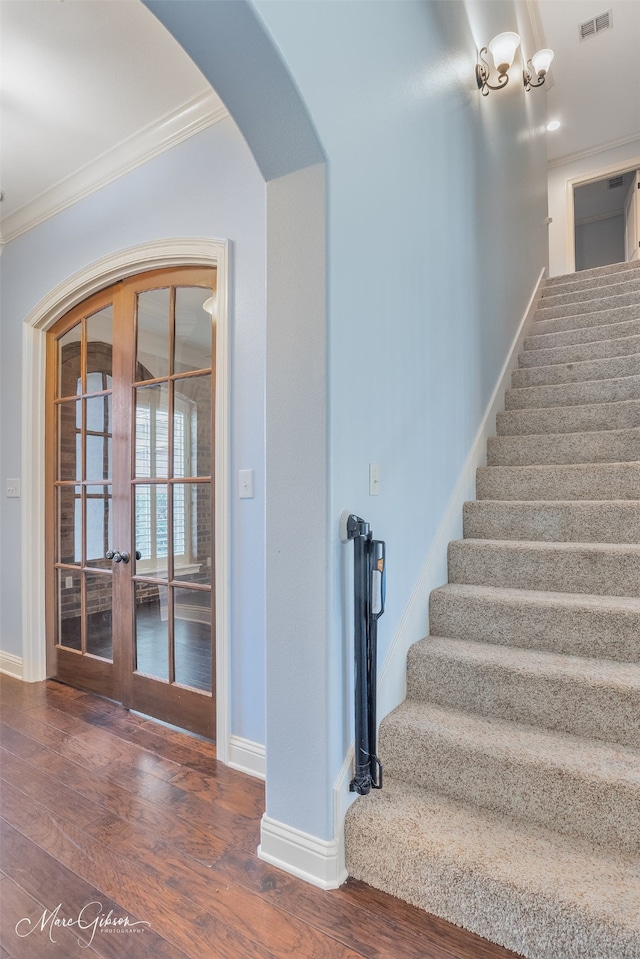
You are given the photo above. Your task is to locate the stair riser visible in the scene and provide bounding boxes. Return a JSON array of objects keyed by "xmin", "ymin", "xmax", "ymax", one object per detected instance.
[
  {"xmin": 463, "ymin": 500, "xmax": 640, "ymax": 544},
  {"xmin": 407, "ymin": 645, "xmax": 640, "ymax": 748},
  {"xmin": 541, "ymin": 276, "xmax": 640, "ymax": 311},
  {"xmin": 505, "ymin": 374, "xmax": 640, "ymax": 410},
  {"xmin": 497, "ymin": 400, "xmax": 640, "ymax": 436},
  {"xmin": 449, "ymin": 541, "xmax": 640, "ymax": 597},
  {"xmin": 532, "ymin": 305, "xmax": 640, "ymax": 337},
  {"xmin": 380, "ymin": 715, "xmax": 640, "ymax": 853},
  {"xmin": 535, "ymin": 292, "xmax": 640, "ymax": 325},
  {"xmin": 525, "ymin": 318, "xmax": 640, "ymax": 352},
  {"xmin": 518, "ymin": 334, "xmax": 640, "ymax": 369},
  {"xmin": 512, "ymin": 352, "xmax": 640, "ymax": 388},
  {"xmin": 486, "ymin": 428, "xmax": 640, "ymax": 467},
  {"xmin": 545, "ymin": 260, "xmax": 640, "ymax": 293},
  {"xmin": 477, "ymin": 463, "xmax": 640, "ymax": 501},
  {"xmin": 429, "ymin": 587, "xmax": 640, "ymax": 662}
]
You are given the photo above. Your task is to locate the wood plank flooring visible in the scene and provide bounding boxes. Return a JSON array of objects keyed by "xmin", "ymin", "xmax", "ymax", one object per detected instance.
[{"xmin": 0, "ymin": 675, "xmax": 521, "ymax": 959}]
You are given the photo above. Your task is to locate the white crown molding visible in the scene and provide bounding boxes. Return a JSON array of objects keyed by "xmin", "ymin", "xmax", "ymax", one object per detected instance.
[
  {"xmin": 575, "ymin": 208, "xmax": 625, "ymax": 227},
  {"xmin": 526, "ymin": 0, "xmax": 547, "ymax": 56},
  {"xmin": 258, "ymin": 815, "xmax": 348, "ymax": 890},
  {"xmin": 1, "ymin": 91, "xmax": 228, "ymax": 245},
  {"xmin": 228, "ymin": 736, "xmax": 265, "ymax": 780},
  {"xmin": 548, "ymin": 133, "xmax": 640, "ymax": 171},
  {"xmin": 0, "ymin": 651, "xmax": 24, "ymax": 680}
]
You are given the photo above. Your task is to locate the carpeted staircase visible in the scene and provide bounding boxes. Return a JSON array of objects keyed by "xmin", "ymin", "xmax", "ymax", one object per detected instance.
[{"xmin": 345, "ymin": 260, "xmax": 640, "ymax": 959}]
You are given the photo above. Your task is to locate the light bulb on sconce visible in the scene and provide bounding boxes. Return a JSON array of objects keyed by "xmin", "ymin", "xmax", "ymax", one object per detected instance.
[{"xmin": 524, "ymin": 48, "xmax": 554, "ymax": 91}]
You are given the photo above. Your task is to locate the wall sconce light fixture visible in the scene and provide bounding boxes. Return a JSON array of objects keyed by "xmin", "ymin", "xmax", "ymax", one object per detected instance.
[
  {"xmin": 476, "ymin": 33, "xmax": 554, "ymax": 96},
  {"xmin": 523, "ymin": 48, "xmax": 554, "ymax": 91},
  {"xmin": 476, "ymin": 32, "xmax": 521, "ymax": 95}
]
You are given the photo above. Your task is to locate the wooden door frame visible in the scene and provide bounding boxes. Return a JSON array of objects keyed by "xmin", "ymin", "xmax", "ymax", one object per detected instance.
[
  {"xmin": 20, "ymin": 237, "xmax": 231, "ymax": 761},
  {"xmin": 564, "ymin": 156, "xmax": 640, "ymax": 274}
]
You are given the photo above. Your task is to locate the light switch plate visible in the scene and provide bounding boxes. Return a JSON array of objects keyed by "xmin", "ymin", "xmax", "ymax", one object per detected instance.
[
  {"xmin": 6, "ymin": 478, "xmax": 20, "ymax": 498},
  {"xmin": 238, "ymin": 469, "xmax": 254, "ymax": 499},
  {"xmin": 369, "ymin": 463, "xmax": 380, "ymax": 496}
]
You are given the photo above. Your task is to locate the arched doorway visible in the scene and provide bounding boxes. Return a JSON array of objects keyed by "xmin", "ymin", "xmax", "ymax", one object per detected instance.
[
  {"xmin": 23, "ymin": 239, "xmax": 231, "ymax": 749},
  {"xmin": 46, "ymin": 266, "xmax": 217, "ymax": 738}
]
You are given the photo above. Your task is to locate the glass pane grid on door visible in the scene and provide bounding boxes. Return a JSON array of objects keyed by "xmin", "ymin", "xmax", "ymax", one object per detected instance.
[
  {"xmin": 53, "ymin": 305, "xmax": 114, "ymax": 662},
  {"xmin": 132, "ymin": 283, "xmax": 213, "ymax": 694}
]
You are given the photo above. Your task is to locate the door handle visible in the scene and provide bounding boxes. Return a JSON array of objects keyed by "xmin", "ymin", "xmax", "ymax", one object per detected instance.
[{"xmin": 106, "ymin": 549, "xmax": 130, "ymax": 564}]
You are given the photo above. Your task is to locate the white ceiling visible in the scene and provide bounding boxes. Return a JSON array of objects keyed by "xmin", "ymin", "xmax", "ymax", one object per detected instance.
[
  {"xmin": 0, "ymin": 0, "xmax": 638, "ymax": 244},
  {"xmin": 0, "ymin": 0, "xmax": 226, "ymax": 242},
  {"xmin": 535, "ymin": 0, "xmax": 640, "ymax": 165}
]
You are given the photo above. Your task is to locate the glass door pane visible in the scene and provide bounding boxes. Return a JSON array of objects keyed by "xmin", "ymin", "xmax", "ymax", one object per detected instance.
[{"xmin": 52, "ymin": 306, "xmax": 115, "ymax": 677}]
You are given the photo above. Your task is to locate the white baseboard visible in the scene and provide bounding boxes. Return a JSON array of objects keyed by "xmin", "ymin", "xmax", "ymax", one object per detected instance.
[
  {"xmin": 258, "ymin": 814, "xmax": 347, "ymax": 890},
  {"xmin": 228, "ymin": 735, "xmax": 265, "ymax": 780},
  {"xmin": 0, "ymin": 652, "xmax": 24, "ymax": 680},
  {"xmin": 376, "ymin": 267, "xmax": 547, "ymax": 724}
]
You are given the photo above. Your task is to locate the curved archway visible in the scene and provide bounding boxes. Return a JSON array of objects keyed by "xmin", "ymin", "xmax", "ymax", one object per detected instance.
[{"xmin": 142, "ymin": 2, "xmax": 336, "ymax": 879}]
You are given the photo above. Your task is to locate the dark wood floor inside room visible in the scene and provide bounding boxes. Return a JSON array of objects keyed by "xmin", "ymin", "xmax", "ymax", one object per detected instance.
[{"xmin": 0, "ymin": 674, "xmax": 521, "ymax": 959}]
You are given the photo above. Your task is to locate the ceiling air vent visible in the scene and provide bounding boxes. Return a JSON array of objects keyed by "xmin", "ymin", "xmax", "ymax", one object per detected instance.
[
  {"xmin": 579, "ymin": 9, "xmax": 612, "ymax": 40},
  {"xmin": 609, "ymin": 175, "xmax": 624, "ymax": 189}
]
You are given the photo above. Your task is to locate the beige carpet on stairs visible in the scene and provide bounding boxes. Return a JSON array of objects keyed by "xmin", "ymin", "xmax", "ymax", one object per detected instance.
[{"xmin": 344, "ymin": 259, "xmax": 640, "ymax": 959}]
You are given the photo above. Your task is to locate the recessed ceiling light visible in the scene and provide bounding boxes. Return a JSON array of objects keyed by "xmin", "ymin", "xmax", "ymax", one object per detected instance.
[{"xmin": 546, "ymin": 120, "xmax": 561, "ymax": 132}]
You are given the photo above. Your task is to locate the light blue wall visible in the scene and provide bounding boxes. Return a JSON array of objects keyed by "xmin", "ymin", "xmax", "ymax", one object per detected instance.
[
  {"xmin": 0, "ymin": 117, "xmax": 267, "ymax": 744},
  {"xmin": 253, "ymin": 0, "xmax": 548, "ymax": 818}
]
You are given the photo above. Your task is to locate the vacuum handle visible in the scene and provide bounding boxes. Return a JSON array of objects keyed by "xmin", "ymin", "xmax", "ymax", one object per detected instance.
[{"xmin": 370, "ymin": 540, "xmax": 385, "ymax": 619}]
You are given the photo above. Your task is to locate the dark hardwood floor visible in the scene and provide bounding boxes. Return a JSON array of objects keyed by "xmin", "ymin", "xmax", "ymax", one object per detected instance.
[{"xmin": 0, "ymin": 674, "xmax": 521, "ymax": 959}]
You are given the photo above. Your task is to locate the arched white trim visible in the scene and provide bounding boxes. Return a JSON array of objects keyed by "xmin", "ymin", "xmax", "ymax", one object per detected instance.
[{"xmin": 21, "ymin": 237, "xmax": 231, "ymax": 764}]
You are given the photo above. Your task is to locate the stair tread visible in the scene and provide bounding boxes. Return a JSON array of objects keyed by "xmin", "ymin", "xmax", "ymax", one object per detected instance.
[
  {"xmin": 546, "ymin": 260, "xmax": 640, "ymax": 288},
  {"xmin": 508, "ymin": 371, "xmax": 640, "ymax": 392},
  {"xmin": 453, "ymin": 536, "xmax": 640, "ymax": 553},
  {"xmin": 534, "ymin": 290, "xmax": 640, "ymax": 320},
  {"xmin": 541, "ymin": 275, "xmax": 640, "ymax": 307},
  {"xmin": 525, "ymin": 317, "xmax": 640, "ymax": 351},
  {"xmin": 497, "ymin": 398, "xmax": 640, "ymax": 435},
  {"xmin": 464, "ymin": 498, "xmax": 640, "ymax": 512},
  {"xmin": 513, "ymin": 352, "xmax": 640, "ymax": 386},
  {"xmin": 518, "ymin": 334, "xmax": 640, "ymax": 368},
  {"xmin": 413, "ymin": 635, "xmax": 640, "ymax": 690},
  {"xmin": 384, "ymin": 700, "xmax": 640, "ymax": 782},
  {"xmin": 432, "ymin": 580, "xmax": 640, "ymax": 612},
  {"xmin": 463, "ymin": 498, "xmax": 640, "ymax": 543},
  {"xmin": 346, "ymin": 778, "xmax": 640, "ymax": 925}
]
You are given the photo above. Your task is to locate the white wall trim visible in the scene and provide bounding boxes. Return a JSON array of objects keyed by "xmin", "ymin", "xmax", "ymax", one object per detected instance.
[
  {"xmin": 564, "ymin": 156, "xmax": 640, "ymax": 276},
  {"xmin": 20, "ymin": 238, "xmax": 232, "ymax": 766},
  {"xmin": 375, "ymin": 267, "xmax": 547, "ymax": 725},
  {"xmin": 575, "ymin": 209, "xmax": 625, "ymax": 227},
  {"xmin": 548, "ymin": 133, "xmax": 640, "ymax": 171},
  {"xmin": 258, "ymin": 815, "xmax": 348, "ymax": 890},
  {"xmin": 228, "ymin": 736, "xmax": 265, "ymax": 780},
  {"xmin": 0, "ymin": 652, "xmax": 24, "ymax": 680},
  {"xmin": 1, "ymin": 93, "xmax": 228, "ymax": 245}
]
